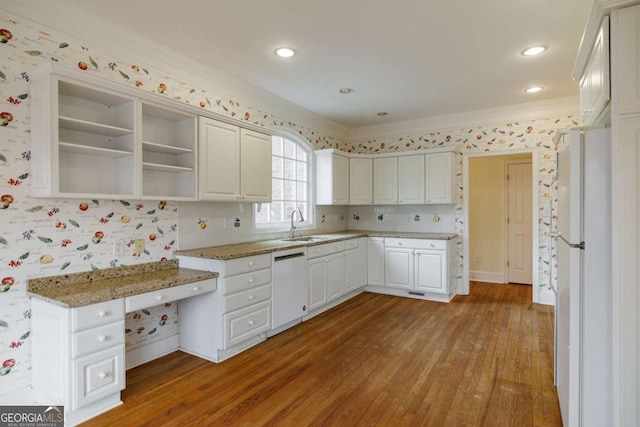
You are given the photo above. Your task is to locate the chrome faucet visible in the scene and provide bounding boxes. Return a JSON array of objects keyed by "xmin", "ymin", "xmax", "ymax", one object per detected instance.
[{"xmin": 289, "ymin": 209, "xmax": 304, "ymax": 238}]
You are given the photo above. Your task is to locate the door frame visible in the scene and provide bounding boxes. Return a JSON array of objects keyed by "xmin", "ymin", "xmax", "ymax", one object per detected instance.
[
  {"xmin": 504, "ymin": 159, "xmax": 533, "ymax": 284},
  {"xmin": 462, "ymin": 148, "xmax": 539, "ymax": 303}
]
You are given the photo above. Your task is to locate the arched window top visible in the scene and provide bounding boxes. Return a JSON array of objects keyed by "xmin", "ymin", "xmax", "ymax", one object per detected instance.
[{"xmin": 254, "ymin": 131, "xmax": 314, "ymax": 232}]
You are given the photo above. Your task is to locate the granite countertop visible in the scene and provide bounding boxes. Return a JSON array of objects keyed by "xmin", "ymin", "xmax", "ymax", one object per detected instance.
[
  {"xmin": 28, "ymin": 259, "xmax": 218, "ymax": 308},
  {"xmin": 174, "ymin": 230, "xmax": 458, "ymax": 260}
]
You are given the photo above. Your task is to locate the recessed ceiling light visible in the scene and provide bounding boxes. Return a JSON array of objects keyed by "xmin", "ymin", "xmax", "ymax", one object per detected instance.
[
  {"xmin": 522, "ymin": 46, "xmax": 546, "ymax": 56},
  {"xmin": 339, "ymin": 88, "xmax": 354, "ymax": 94},
  {"xmin": 275, "ymin": 47, "xmax": 295, "ymax": 58},
  {"xmin": 376, "ymin": 112, "xmax": 388, "ymax": 116},
  {"xmin": 525, "ymin": 86, "xmax": 543, "ymax": 93}
]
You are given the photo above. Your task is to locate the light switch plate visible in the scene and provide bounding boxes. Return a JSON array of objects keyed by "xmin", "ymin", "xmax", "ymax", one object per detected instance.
[{"xmin": 134, "ymin": 238, "xmax": 145, "ymax": 254}]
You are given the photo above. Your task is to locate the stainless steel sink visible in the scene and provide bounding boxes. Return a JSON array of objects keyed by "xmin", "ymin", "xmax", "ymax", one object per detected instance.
[{"xmin": 282, "ymin": 236, "xmax": 329, "ymax": 242}]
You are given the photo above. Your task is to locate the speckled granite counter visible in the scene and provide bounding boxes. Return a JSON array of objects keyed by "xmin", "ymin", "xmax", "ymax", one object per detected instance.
[
  {"xmin": 174, "ymin": 230, "xmax": 458, "ymax": 260},
  {"xmin": 28, "ymin": 259, "xmax": 218, "ymax": 308}
]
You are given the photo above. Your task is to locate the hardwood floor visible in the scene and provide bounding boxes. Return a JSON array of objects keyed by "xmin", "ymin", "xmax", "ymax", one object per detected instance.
[{"xmin": 85, "ymin": 282, "xmax": 561, "ymax": 426}]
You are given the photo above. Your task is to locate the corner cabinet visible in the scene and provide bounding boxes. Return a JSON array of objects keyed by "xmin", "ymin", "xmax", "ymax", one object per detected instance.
[
  {"xmin": 316, "ymin": 150, "xmax": 349, "ymax": 205},
  {"xmin": 198, "ymin": 117, "xmax": 272, "ymax": 202}
]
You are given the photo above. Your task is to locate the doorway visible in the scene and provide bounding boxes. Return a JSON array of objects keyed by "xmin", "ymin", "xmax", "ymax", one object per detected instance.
[{"xmin": 462, "ymin": 149, "xmax": 539, "ymax": 302}]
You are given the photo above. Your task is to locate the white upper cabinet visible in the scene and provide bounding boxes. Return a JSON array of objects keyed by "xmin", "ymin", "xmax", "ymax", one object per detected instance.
[
  {"xmin": 373, "ymin": 157, "xmax": 398, "ymax": 204},
  {"xmin": 199, "ymin": 117, "xmax": 272, "ymax": 202},
  {"xmin": 425, "ymin": 152, "xmax": 456, "ymax": 204},
  {"xmin": 140, "ymin": 103, "xmax": 197, "ymax": 200},
  {"xmin": 30, "ymin": 71, "xmax": 138, "ymax": 198},
  {"xmin": 617, "ymin": 5, "xmax": 640, "ymax": 114},
  {"xmin": 579, "ymin": 16, "xmax": 610, "ymax": 125},
  {"xmin": 240, "ymin": 129, "xmax": 272, "ymax": 203},
  {"xmin": 398, "ymin": 154, "xmax": 425, "ymax": 204},
  {"xmin": 316, "ymin": 151, "xmax": 349, "ymax": 205},
  {"xmin": 349, "ymin": 157, "xmax": 373, "ymax": 205}
]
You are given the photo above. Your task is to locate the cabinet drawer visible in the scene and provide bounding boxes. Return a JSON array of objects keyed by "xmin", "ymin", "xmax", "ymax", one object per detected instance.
[
  {"xmin": 307, "ymin": 241, "xmax": 346, "ymax": 259},
  {"xmin": 72, "ymin": 321, "xmax": 124, "ymax": 358},
  {"xmin": 72, "ymin": 299, "xmax": 124, "ymax": 332},
  {"xmin": 224, "ymin": 301, "xmax": 271, "ymax": 348},
  {"xmin": 385, "ymin": 238, "xmax": 447, "ymax": 250},
  {"xmin": 224, "ymin": 284, "xmax": 271, "ymax": 313},
  {"xmin": 224, "ymin": 268, "xmax": 271, "ymax": 295},
  {"xmin": 225, "ymin": 254, "xmax": 271, "ymax": 276},
  {"xmin": 125, "ymin": 279, "xmax": 217, "ymax": 313},
  {"xmin": 73, "ymin": 346, "xmax": 125, "ymax": 410},
  {"xmin": 344, "ymin": 238, "xmax": 359, "ymax": 250}
]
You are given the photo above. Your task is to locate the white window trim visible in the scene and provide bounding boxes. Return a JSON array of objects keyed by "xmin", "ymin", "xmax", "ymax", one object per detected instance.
[{"xmin": 252, "ymin": 129, "xmax": 315, "ymax": 235}]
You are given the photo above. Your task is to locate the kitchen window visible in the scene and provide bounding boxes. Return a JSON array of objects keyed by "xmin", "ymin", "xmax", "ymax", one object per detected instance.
[{"xmin": 254, "ymin": 133, "xmax": 314, "ymax": 232}]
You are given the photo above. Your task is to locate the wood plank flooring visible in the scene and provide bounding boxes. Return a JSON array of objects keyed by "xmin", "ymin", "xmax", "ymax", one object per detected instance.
[{"xmin": 85, "ymin": 282, "xmax": 561, "ymax": 426}]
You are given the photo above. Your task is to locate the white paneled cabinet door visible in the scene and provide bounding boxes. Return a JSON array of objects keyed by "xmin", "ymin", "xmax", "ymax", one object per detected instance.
[
  {"xmin": 425, "ymin": 152, "xmax": 455, "ymax": 204},
  {"xmin": 415, "ymin": 250, "xmax": 446, "ymax": 294},
  {"xmin": 240, "ymin": 129, "xmax": 271, "ymax": 202},
  {"xmin": 579, "ymin": 16, "xmax": 610, "ymax": 125},
  {"xmin": 618, "ymin": 6, "xmax": 640, "ymax": 114},
  {"xmin": 398, "ymin": 154, "xmax": 425, "ymax": 204},
  {"xmin": 373, "ymin": 157, "xmax": 398, "ymax": 204},
  {"xmin": 349, "ymin": 158, "xmax": 373, "ymax": 204},
  {"xmin": 384, "ymin": 247, "xmax": 414, "ymax": 289},
  {"xmin": 327, "ymin": 252, "xmax": 345, "ymax": 300},
  {"xmin": 358, "ymin": 237, "xmax": 368, "ymax": 287},
  {"xmin": 316, "ymin": 152, "xmax": 349, "ymax": 205},
  {"xmin": 368, "ymin": 237, "xmax": 385, "ymax": 286},
  {"xmin": 199, "ymin": 117, "xmax": 240, "ymax": 201},
  {"xmin": 333, "ymin": 154, "xmax": 350, "ymax": 204},
  {"xmin": 344, "ymin": 248, "xmax": 360, "ymax": 292},
  {"xmin": 308, "ymin": 258, "xmax": 327, "ymax": 311}
]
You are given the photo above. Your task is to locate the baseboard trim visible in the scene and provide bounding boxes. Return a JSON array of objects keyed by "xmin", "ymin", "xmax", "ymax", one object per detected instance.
[
  {"xmin": 469, "ymin": 270, "xmax": 505, "ymax": 283},
  {"xmin": 126, "ymin": 334, "xmax": 179, "ymax": 370}
]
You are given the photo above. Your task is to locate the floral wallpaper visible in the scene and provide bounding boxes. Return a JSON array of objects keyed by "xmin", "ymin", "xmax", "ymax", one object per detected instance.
[
  {"xmin": 0, "ymin": 10, "xmax": 348, "ymax": 394},
  {"xmin": 348, "ymin": 117, "xmax": 577, "ymax": 296}
]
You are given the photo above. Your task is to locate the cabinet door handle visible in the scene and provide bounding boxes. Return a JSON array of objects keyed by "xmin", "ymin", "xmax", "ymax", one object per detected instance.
[{"xmin": 98, "ymin": 335, "xmax": 108, "ymax": 342}]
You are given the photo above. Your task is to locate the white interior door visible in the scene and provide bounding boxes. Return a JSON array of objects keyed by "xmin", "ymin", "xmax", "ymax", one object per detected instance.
[{"xmin": 507, "ymin": 162, "xmax": 532, "ymax": 284}]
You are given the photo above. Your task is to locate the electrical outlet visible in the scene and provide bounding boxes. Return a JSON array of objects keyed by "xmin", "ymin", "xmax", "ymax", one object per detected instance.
[
  {"xmin": 134, "ymin": 238, "xmax": 145, "ymax": 255},
  {"xmin": 113, "ymin": 239, "xmax": 125, "ymax": 256}
]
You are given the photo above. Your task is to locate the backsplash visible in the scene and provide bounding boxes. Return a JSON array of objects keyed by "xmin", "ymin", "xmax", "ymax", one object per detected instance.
[{"xmin": 348, "ymin": 204, "xmax": 455, "ymax": 233}]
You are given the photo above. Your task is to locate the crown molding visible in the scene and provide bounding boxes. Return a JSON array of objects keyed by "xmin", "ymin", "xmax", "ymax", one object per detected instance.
[
  {"xmin": 348, "ymin": 96, "xmax": 579, "ymax": 142},
  {"xmin": 1, "ymin": 1, "xmax": 349, "ymax": 140}
]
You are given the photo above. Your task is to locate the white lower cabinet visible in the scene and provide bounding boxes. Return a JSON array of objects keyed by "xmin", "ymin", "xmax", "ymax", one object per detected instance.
[
  {"xmin": 32, "ymin": 298, "xmax": 126, "ymax": 426},
  {"xmin": 377, "ymin": 238, "xmax": 456, "ymax": 302},
  {"xmin": 367, "ymin": 237, "xmax": 385, "ymax": 286},
  {"xmin": 306, "ymin": 238, "xmax": 366, "ymax": 315},
  {"xmin": 177, "ymin": 253, "xmax": 272, "ymax": 362}
]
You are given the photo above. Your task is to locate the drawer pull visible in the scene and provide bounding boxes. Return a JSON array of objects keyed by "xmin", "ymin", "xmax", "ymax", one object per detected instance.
[
  {"xmin": 248, "ymin": 261, "xmax": 254, "ymax": 267},
  {"xmin": 98, "ymin": 335, "xmax": 107, "ymax": 342},
  {"xmin": 97, "ymin": 311, "xmax": 107, "ymax": 317},
  {"xmin": 156, "ymin": 295, "xmax": 165, "ymax": 301},
  {"xmin": 248, "ymin": 295, "xmax": 255, "ymax": 300},
  {"xmin": 98, "ymin": 372, "xmax": 109, "ymax": 379},
  {"xmin": 248, "ymin": 320, "xmax": 255, "ymax": 325},
  {"xmin": 193, "ymin": 286, "xmax": 200, "ymax": 292},
  {"xmin": 248, "ymin": 278, "xmax": 254, "ymax": 284}
]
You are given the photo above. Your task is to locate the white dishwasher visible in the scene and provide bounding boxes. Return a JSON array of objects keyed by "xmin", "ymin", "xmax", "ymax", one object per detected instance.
[{"xmin": 269, "ymin": 247, "xmax": 308, "ymax": 336}]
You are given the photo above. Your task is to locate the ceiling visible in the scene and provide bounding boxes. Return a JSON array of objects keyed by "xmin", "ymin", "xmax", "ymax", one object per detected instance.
[{"xmin": 59, "ymin": 0, "xmax": 592, "ymax": 128}]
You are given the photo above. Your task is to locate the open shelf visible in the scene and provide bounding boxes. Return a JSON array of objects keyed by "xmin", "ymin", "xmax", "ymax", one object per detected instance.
[
  {"xmin": 59, "ymin": 116, "xmax": 134, "ymax": 137},
  {"xmin": 142, "ymin": 162, "xmax": 194, "ymax": 173},
  {"xmin": 142, "ymin": 141, "xmax": 194, "ymax": 155},
  {"xmin": 59, "ymin": 142, "xmax": 133, "ymax": 157}
]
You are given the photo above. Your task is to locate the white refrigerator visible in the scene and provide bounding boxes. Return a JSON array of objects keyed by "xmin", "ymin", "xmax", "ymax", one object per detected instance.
[{"xmin": 555, "ymin": 127, "xmax": 612, "ymax": 427}]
